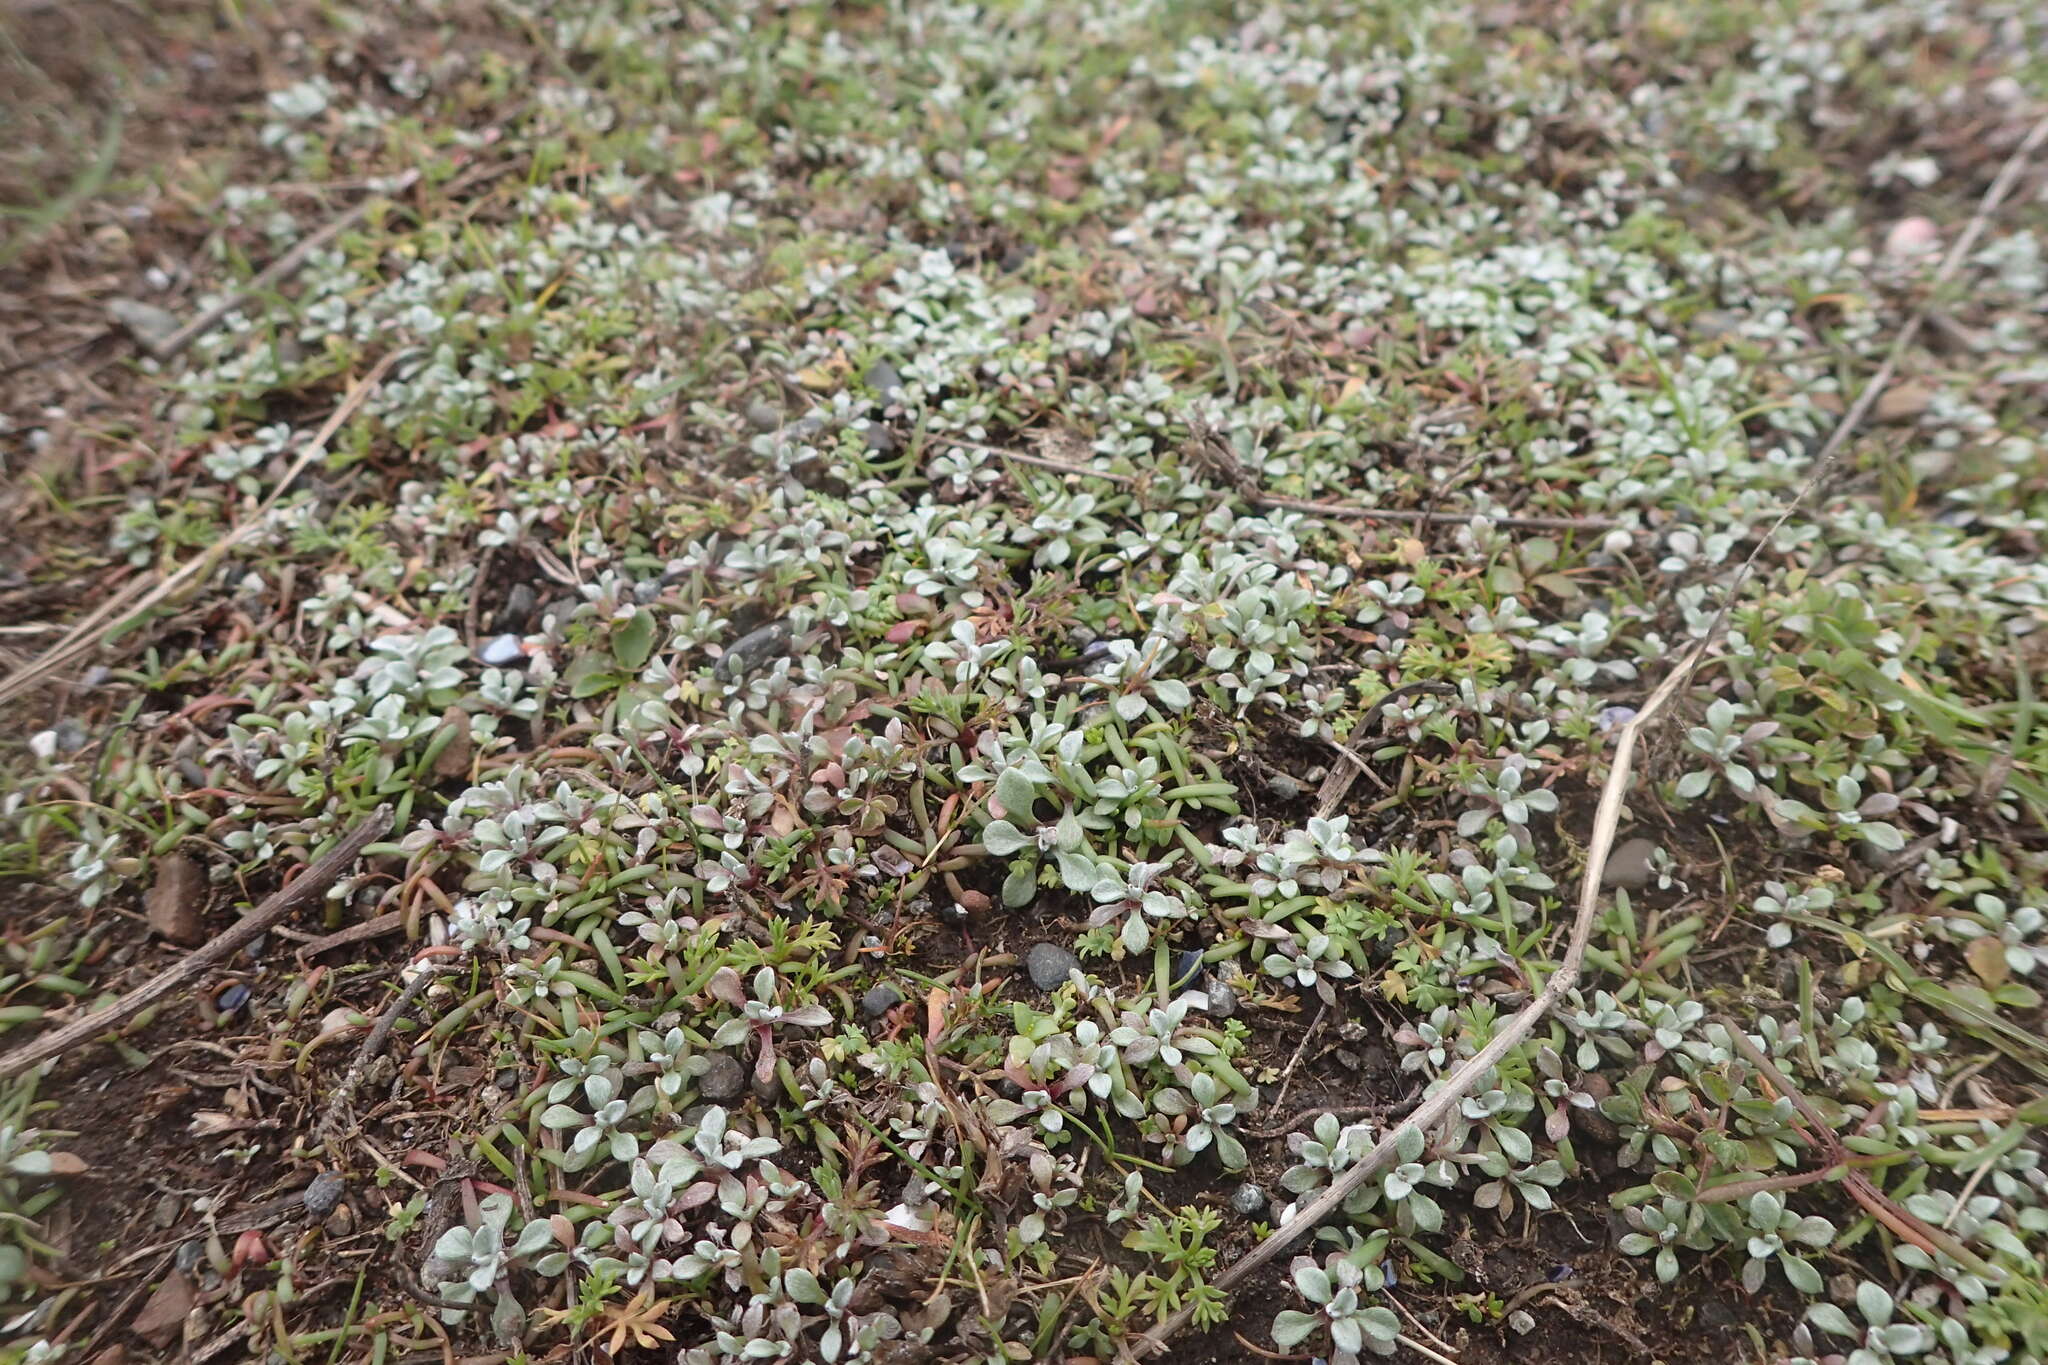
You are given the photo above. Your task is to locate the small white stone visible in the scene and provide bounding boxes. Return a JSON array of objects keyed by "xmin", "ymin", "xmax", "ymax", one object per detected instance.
[
  {"xmin": 1884, "ymin": 216, "xmax": 1940, "ymax": 260},
  {"xmin": 479, "ymin": 633, "xmax": 525, "ymax": 666}
]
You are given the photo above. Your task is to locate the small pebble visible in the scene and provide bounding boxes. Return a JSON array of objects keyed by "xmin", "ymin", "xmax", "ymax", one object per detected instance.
[
  {"xmin": 745, "ymin": 399, "xmax": 782, "ymax": 431},
  {"xmin": 145, "ymin": 853, "xmax": 208, "ymax": 947},
  {"xmin": 302, "ymin": 1172, "xmax": 347, "ymax": 1217},
  {"xmin": 108, "ymin": 298, "xmax": 181, "ymax": 354},
  {"xmin": 1594, "ymin": 705, "xmax": 1637, "ymax": 734},
  {"xmin": 864, "ymin": 359, "xmax": 905, "ymax": 399},
  {"xmin": 1884, "ymin": 216, "xmax": 1939, "ymax": 259},
  {"xmin": 698, "ymin": 1053, "xmax": 746, "ymax": 1101},
  {"xmin": 216, "ymin": 982, "xmax": 251, "ymax": 1013},
  {"xmin": 52, "ymin": 718, "xmax": 89, "ymax": 753},
  {"xmin": 1230, "ymin": 1183, "xmax": 1267, "ymax": 1216},
  {"xmin": 479, "ymin": 634, "xmax": 525, "ymax": 667},
  {"xmin": 1025, "ymin": 942, "xmax": 1081, "ymax": 992},
  {"xmin": 715, "ymin": 619, "xmax": 794, "ymax": 681},
  {"xmin": 1601, "ymin": 837, "xmax": 1658, "ymax": 890},
  {"xmin": 861, "ymin": 421, "xmax": 899, "ymax": 456},
  {"xmin": 1171, "ymin": 950, "xmax": 1206, "ymax": 989},
  {"xmin": 497, "ymin": 583, "xmax": 537, "ymax": 633},
  {"xmin": 174, "ymin": 1240, "xmax": 205, "ymax": 1273},
  {"xmin": 1202, "ymin": 984, "xmax": 1239, "ymax": 1020},
  {"xmin": 861, "ymin": 984, "xmax": 902, "ymax": 1019}
]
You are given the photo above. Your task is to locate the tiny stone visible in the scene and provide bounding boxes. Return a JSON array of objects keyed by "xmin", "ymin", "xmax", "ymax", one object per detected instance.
[
  {"xmin": 1334, "ymin": 1048, "xmax": 1363, "ymax": 1072},
  {"xmin": 153, "ymin": 1193, "xmax": 181, "ymax": 1229},
  {"xmin": 302, "ymin": 1172, "xmax": 347, "ymax": 1217},
  {"xmin": 861, "ymin": 421, "xmax": 899, "ymax": 455},
  {"xmin": 864, "ymin": 359, "xmax": 904, "ymax": 399},
  {"xmin": 715, "ymin": 619, "xmax": 794, "ymax": 681},
  {"xmin": 698, "ymin": 1052, "xmax": 746, "ymax": 1101},
  {"xmin": 1264, "ymin": 772, "xmax": 1301, "ymax": 799},
  {"xmin": 1884, "ymin": 215, "xmax": 1940, "ymax": 259},
  {"xmin": 1601, "ymin": 837, "xmax": 1657, "ymax": 890},
  {"xmin": 1172, "ymin": 950, "xmax": 1206, "ymax": 989},
  {"xmin": 216, "ymin": 982, "xmax": 251, "ymax": 1013},
  {"xmin": 1229, "ymin": 1183, "xmax": 1267, "ymax": 1216},
  {"xmin": 174, "ymin": 1239, "xmax": 205, "ymax": 1274},
  {"xmin": 52, "ymin": 718, "xmax": 89, "ymax": 753},
  {"xmin": 108, "ymin": 298, "xmax": 181, "ymax": 354},
  {"xmin": 1203, "ymin": 984, "xmax": 1238, "ymax": 1019},
  {"xmin": 497, "ymin": 583, "xmax": 537, "ymax": 633},
  {"xmin": 145, "ymin": 853, "xmax": 207, "ymax": 946},
  {"xmin": 479, "ymin": 633, "xmax": 525, "ymax": 667},
  {"xmin": 745, "ymin": 399, "xmax": 782, "ymax": 431},
  {"xmin": 861, "ymin": 984, "xmax": 902, "ymax": 1019},
  {"xmin": 1594, "ymin": 705, "xmax": 1637, "ymax": 734},
  {"xmin": 1025, "ymin": 942, "xmax": 1081, "ymax": 992},
  {"xmin": 751, "ymin": 1068, "xmax": 782, "ymax": 1103}
]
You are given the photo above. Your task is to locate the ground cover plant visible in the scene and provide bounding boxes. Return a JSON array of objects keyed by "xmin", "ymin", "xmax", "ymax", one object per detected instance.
[{"xmin": 3, "ymin": 1, "xmax": 2048, "ymax": 1362}]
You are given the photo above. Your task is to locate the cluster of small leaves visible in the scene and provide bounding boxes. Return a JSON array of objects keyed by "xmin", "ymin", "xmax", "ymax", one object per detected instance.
[{"xmin": 6, "ymin": 0, "xmax": 2048, "ymax": 1361}]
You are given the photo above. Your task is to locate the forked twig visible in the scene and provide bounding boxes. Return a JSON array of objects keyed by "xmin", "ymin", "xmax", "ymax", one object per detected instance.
[
  {"xmin": 0, "ymin": 807, "xmax": 391, "ymax": 1080},
  {"xmin": 144, "ymin": 175, "xmax": 418, "ymax": 361},
  {"xmin": 319, "ymin": 962, "xmax": 440, "ymax": 1146},
  {"xmin": 1131, "ymin": 105, "xmax": 2048, "ymax": 1363},
  {"xmin": 1132, "ymin": 647, "xmax": 1705, "ymax": 1356},
  {"xmin": 1718, "ymin": 1020, "xmax": 2002, "ymax": 1281},
  {"xmin": 0, "ymin": 351, "xmax": 402, "ymax": 707}
]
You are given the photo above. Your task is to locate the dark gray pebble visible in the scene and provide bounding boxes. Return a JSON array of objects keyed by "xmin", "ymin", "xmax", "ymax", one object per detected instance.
[
  {"xmin": 715, "ymin": 620, "xmax": 794, "ymax": 681},
  {"xmin": 1601, "ymin": 837, "xmax": 1657, "ymax": 890},
  {"xmin": 698, "ymin": 1053, "xmax": 746, "ymax": 1101},
  {"xmin": 1203, "ymin": 984, "xmax": 1238, "ymax": 1019},
  {"xmin": 865, "ymin": 360, "xmax": 904, "ymax": 399},
  {"xmin": 302, "ymin": 1172, "xmax": 347, "ymax": 1217},
  {"xmin": 1230, "ymin": 1183, "xmax": 1267, "ymax": 1216},
  {"xmin": 1025, "ymin": 942, "xmax": 1081, "ymax": 991},
  {"xmin": 862, "ymin": 985, "xmax": 902, "ymax": 1019},
  {"xmin": 497, "ymin": 583, "xmax": 537, "ymax": 634}
]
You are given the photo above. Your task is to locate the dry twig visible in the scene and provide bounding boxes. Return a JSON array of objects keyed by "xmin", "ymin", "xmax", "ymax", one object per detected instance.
[
  {"xmin": 1131, "ymin": 109, "xmax": 2048, "ymax": 1361},
  {"xmin": 0, "ymin": 807, "xmax": 391, "ymax": 1080},
  {"xmin": 144, "ymin": 175, "xmax": 419, "ymax": 361},
  {"xmin": 0, "ymin": 351, "xmax": 402, "ymax": 707},
  {"xmin": 318, "ymin": 961, "xmax": 442, "ymax": 1146}
]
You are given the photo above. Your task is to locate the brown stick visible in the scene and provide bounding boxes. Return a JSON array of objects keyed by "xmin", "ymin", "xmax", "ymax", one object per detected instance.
[
  {"xmin": 0, "ymin": 351, "xmax": 401, "ymax": 707},
  {"xmin": 1131, "ymin": 110, "xmax": 2048, "ymax": 1361},
  {"xmin": 1133, "ymin": 646, "xmax": 1707, "ymax": 1356},
  {"xmin": 945, "ymin": 436, "xmax": 1623, "ymax": 531},
  {"xmin": 144, "ymin": 184, "xmax": 410, "ymax": 360},
  {"xmin": 0, "ymin": 807, "xmax": 391, "ymax": 1079},
  {"xmin": 319, "ymin": 961, "xmax": 437, "ymax": 1145},
  {"xmin": 1254, "ymin": 492, "xmax": 1621, "ymax": 534},
  {"xmin": 1717, "ymin": 1019, "xmax": 2003, "ymax": 1281}
]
